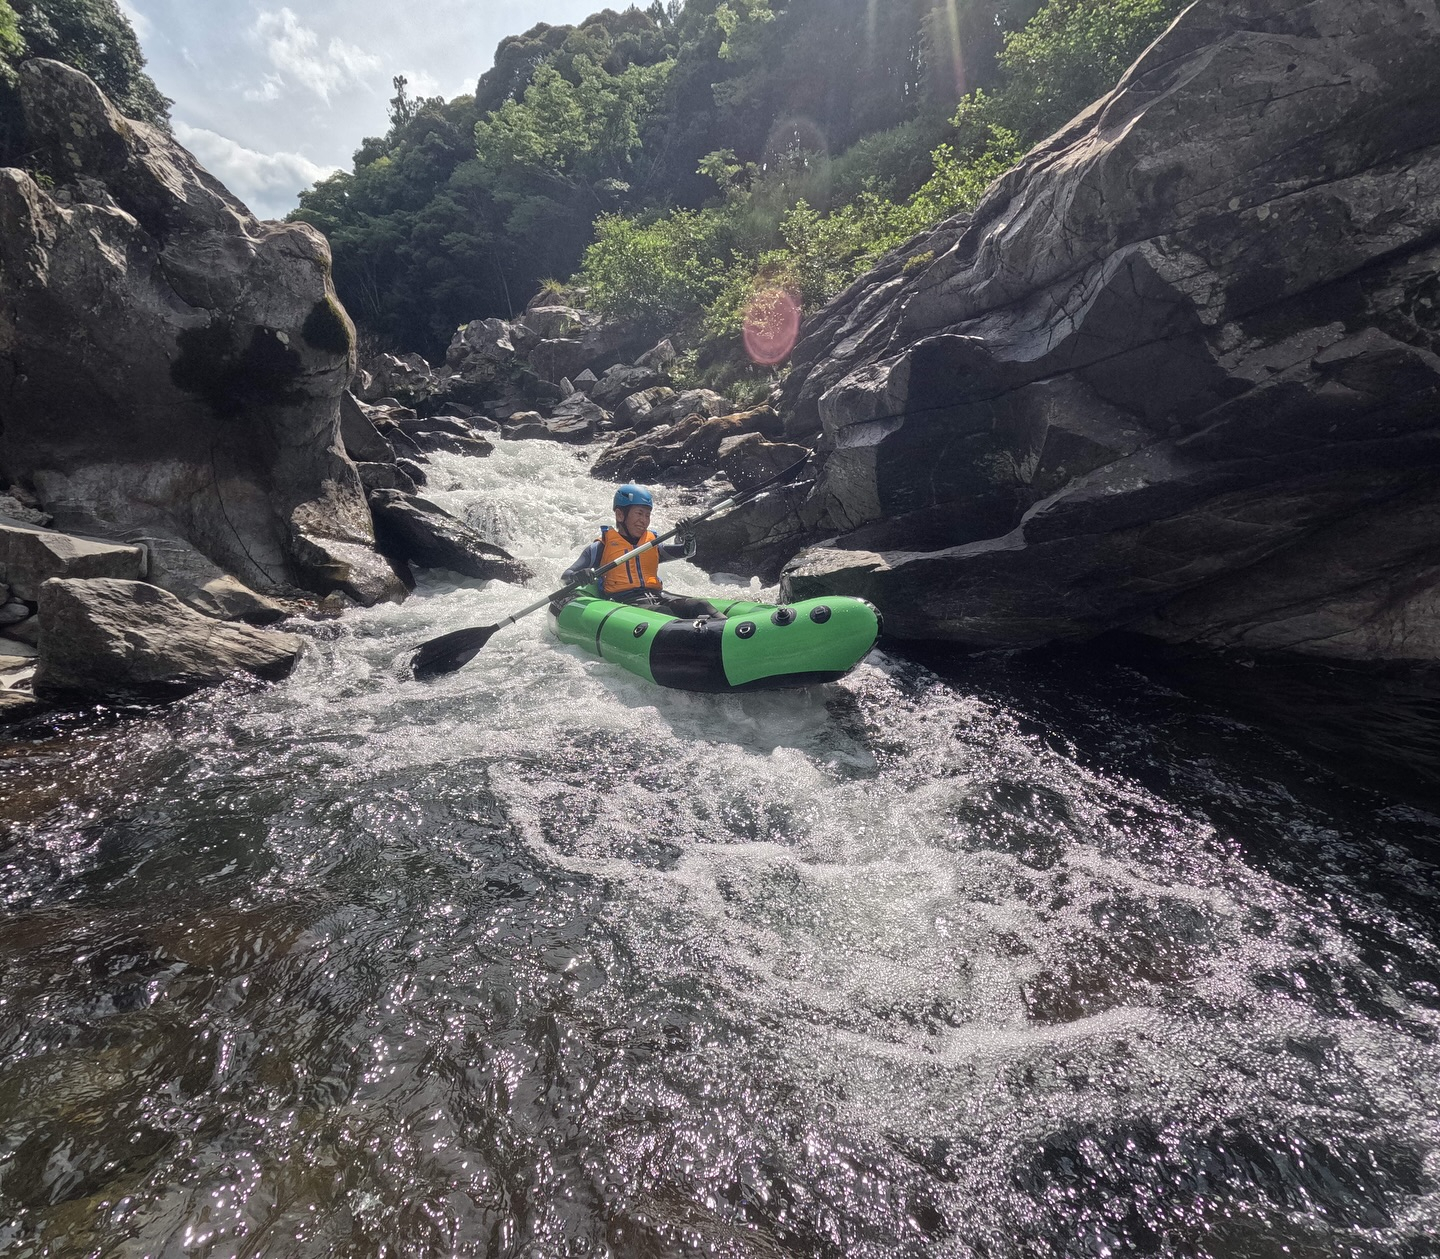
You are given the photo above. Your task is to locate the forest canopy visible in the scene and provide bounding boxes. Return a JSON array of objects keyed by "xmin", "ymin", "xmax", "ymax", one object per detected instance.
[{"xmin": 290, "ymin": 0, "xmax": 1186, "ymax": 365}]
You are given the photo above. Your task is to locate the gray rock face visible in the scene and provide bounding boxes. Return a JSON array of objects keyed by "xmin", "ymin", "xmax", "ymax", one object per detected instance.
[
  {"xmin": 0, "ymin": 60, "xmax": 395, "ymax": 605},
  {"xmin": 368, "ymin": 491, "xmax": 535, "ymax": 585},
  {"xmin": 754, "ymin": 0, "xmax": 1440, "ymax": 661},
  {"xmin": 33, "ymin": 577, "xmax": 302, "ymax": 700}
]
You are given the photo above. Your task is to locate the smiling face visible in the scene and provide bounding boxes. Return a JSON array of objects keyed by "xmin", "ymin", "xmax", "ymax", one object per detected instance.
[{"xmin": 615, "ymin": 504, "xmax": 652, "ymax": 538}]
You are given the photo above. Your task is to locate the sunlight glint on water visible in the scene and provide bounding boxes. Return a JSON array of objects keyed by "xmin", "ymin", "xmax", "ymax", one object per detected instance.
[{"xmin": 1, "ymin": 439, "xmax": 1438, "ymax": 1257}]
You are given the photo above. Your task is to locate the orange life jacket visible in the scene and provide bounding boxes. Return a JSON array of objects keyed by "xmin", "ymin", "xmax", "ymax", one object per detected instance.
[{"xmin": 597, "ymin": 526, "xmax": 662, "ymax": 597}]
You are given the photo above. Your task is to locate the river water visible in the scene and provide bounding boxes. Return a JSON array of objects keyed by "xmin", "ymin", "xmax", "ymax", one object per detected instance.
[{"xmin": 2, "ymin": 441, "xmax": 1439, "ymax": 1258}]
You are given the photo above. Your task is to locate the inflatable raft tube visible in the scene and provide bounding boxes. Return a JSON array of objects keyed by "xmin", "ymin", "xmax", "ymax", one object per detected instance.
[{"xmin": 548, "ymin": 591, "xmax": 881, "ymax": 692}]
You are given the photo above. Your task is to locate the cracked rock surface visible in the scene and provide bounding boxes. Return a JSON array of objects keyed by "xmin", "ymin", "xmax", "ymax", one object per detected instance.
[{"xmin": 715, "ymin": 0, "xmax": 1440, "ymax": 661}]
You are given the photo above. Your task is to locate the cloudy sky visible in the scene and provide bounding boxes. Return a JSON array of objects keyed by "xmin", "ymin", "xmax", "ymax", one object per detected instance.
[{"xmin": 119, "ymin": 0, "xmax": 603, "ymax": 218}]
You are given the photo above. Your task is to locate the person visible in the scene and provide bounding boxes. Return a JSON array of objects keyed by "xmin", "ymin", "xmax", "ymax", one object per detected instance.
[{"xmin": 561, "ymin": 485, "xmax": 717, "ymax": 618}]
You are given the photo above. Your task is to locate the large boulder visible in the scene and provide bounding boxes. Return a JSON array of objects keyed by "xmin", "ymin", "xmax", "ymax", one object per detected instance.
[
  {"xmin": 445, "ymin": 317, "xmax": 518, "ymax": 376},
  {"xmin": 339, "ymin": 392, "xmax": 396, "ymax": 464},
  {"xmin": 0, "ymin": 60, "xmax": 399, "ymax": 606},
  {"xmin": 0, "ymin": 520, "xmax": 144, "ymax": 601},
  {"xmin": 369, "ymin": 491, "xmax": 534, "ymax": 585},
  {"xmin": 593, "ymin": 406, "xmax": 785, "ymax": 485},
  {"xmin": 122, "ymin": 532, "xmax": 287, "ymax": 624},
  {"xmin": 750, "ymin": 0, "xmax": 1440, "ymax": 662},
  {"xmin": 359, "ymin": 353, "xmax": 440, "ymax": 406},
  {"xmin": 616, "ymin": 387, "xmax": 677, "ymax": 431},
  {"xmin": 32, "ymin": 577, "xmax": 302, "ymax": 700},
  {"xmin": 528, "ymin": 338, "xmax": 590, "ymax": 386},
  {"xmin": 590, "ymin": 364, "xmax": 668, "ymax": 409},
  {"xmin": 716, "ymin": 433, "xmax": 811, "ymax": 492}
]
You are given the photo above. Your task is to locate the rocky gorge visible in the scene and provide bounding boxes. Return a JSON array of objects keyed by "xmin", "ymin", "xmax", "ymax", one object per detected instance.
[
  {"xmin": 7, "ymin": 3, "xmax": 1440, "ymax": 1254},
  {"xmin": 697, "ymin": 0, "xmax": 1440, "ymax": 668}
]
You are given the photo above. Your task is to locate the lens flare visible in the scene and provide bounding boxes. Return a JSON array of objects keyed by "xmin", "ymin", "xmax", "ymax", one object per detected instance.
[{"xmin": 742, "ymin": 287, "xmax": 802, "ymax": 366}]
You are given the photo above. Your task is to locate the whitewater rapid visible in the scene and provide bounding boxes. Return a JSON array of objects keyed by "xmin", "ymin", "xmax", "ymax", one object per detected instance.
[{"xmin": 2, "ymin": 439, "xmax": 1438, "ymax": 1257}]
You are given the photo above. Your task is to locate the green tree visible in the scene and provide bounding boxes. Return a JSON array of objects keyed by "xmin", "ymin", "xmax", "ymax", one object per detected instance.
[
  {"xmin": 579, "ymin": 0, "xmax": 1183, "ymax": 374},
  {"xmin": 0, "ymin": 0, "xmax": 23, "ymax": 64}
]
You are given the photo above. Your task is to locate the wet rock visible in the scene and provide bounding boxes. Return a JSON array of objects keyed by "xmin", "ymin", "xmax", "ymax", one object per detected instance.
[
  {"xmin": 290, "ymin": 534, "xmax": 410, "ymax": 606},
  {"xmin": 0, "ymin": 689, "xmax": 39, "ymax": 719},
  {"xmin": 33, "ymin": 577, "xmax": 303, "ymax": 700},
  {"xmin": 0, "ymin": 60, "xmax": 387, "ymax": 602},
  {"xmin": 369, "ymin": 418, "xmax": 425, "ymax": 460},
  {"xmin": 0, "ymin": 598, "xmax": 30, "ymax": 626},
  {"xmin": 573, "ymin": 368, "xmax": 599, "ymax": 394},
  {"xmin": 550, "ymin": 394, "xmax": 610, "ymax": 431},
  {"xmin": 503, "ymin": 400, "xmax": 604, "ymax": 443},
  {"xmin": 0, "ymin": 520, "xmax": 144, "ymax": 601},
  {"xmin": 406, "ymin": 430, "xmax": 495, "ymax": 458},
  {"xmin": 692, "ymin": 478, "xmax": 822, "ymax": 585},
  {"xmin": 355, "ymin": 462, "xmax": 419, "ymax": 494},
  {"xmin": 395, "ymin": 458, "xmax": 428, "ymax": 488},
  {"xmin": 750, "ymin": 0, "xmax": 1440, "ymax": 662},
  {"xmin": 368, "ymin": 490, "xmax": 534, "ymax": 584}
]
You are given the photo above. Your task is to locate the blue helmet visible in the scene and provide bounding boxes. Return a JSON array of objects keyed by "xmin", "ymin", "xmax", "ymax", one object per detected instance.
[{"xmin": 613, "ymin": 484, "xmax": 653, "ymax": 510}]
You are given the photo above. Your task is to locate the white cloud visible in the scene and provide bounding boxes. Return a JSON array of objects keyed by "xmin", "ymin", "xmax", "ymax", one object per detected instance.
[
  {"xmin": 396, "ymin": 69, "xmax": 442, "ymax": 100},
  {"xmin": 251, "ymin": 7, "xmax": 381, "ymax": 103},
  {"xmin": 244, "ymin": 74, "xmax": 285, "ymax": 104},
  {"xmin": 174, "ymin": 120, "xmax": 337, "ymax": 218}
]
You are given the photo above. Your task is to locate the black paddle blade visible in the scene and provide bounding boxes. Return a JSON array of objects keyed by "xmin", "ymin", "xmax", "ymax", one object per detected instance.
[{"xmin": 411, "ymin": 624, "xmax": 499, "ymax": 680}]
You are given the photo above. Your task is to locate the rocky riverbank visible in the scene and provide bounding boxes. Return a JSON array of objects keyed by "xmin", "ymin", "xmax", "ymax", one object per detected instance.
[{"xmin": 0, "ymin": 60, "xmax": 540, "ymax": 718}]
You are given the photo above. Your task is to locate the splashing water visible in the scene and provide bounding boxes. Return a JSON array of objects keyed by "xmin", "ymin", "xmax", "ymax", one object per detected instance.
[{"xmin": 1, "ymin": 441, "xmax": 1438, "ymax": 1258}]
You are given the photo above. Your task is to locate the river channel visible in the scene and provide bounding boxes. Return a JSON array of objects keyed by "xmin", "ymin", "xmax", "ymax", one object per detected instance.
[{"xmin": 2, "ymin": 440, "xmax": 1438, "ymax": 1257}]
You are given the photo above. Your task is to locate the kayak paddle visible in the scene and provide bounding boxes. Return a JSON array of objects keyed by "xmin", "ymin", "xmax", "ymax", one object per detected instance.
[{"xmin": 410, "ymin": 454, "xmax": 813, "ymax": 680}]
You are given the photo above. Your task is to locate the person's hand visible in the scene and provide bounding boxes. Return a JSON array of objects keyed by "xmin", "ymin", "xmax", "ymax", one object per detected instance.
[
  {"xmin": 571, "ymin": 567, "xmax": 599, "ymax": 587},
  {"xmin": 677, "ymin": 518, "xmax": 699, "ymax": 558}
]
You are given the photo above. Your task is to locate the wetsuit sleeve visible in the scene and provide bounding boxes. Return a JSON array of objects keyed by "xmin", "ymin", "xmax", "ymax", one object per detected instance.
[{"xmin": 562, "ymin": 540, "xmax": 603, "ymax": 584}]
